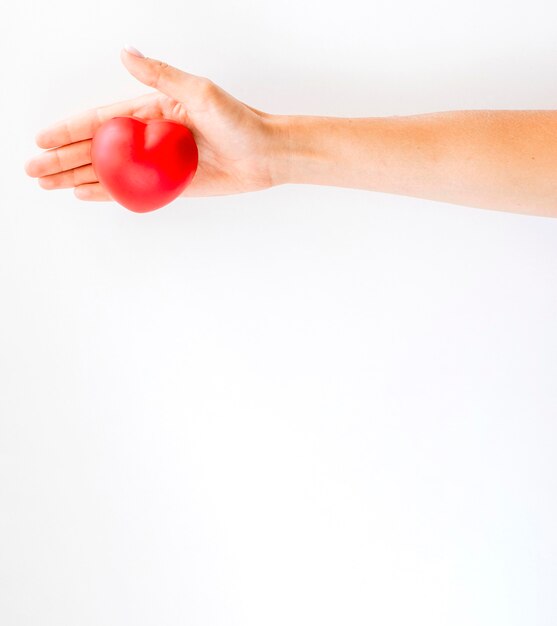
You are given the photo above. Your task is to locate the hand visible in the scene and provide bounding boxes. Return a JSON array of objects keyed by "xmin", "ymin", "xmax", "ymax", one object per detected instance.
[{"xmin": 25, "ymin": 48, "xmax": 285, "ymax": 201}]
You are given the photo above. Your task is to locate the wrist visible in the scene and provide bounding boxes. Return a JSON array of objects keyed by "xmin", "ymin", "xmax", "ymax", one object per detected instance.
[
  {"xmin": 266, "ymin": 113, "xmax": 380, "ymax": 189},
  {"xmin": 266, "ymin": 114, "xmax": 325, "ymax": 187},
  {"xmin": 265, "ymin": 114, "xmax": 294, "ymax": 187}
]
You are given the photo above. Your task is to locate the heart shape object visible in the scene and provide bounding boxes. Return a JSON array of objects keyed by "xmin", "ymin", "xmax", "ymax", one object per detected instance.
[{"xmin": 91, "ymin": 116, "xmax": 198, "ymax": 213}]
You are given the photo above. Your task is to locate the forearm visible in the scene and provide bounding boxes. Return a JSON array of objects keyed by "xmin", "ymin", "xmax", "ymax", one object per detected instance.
[{"xmin": 268, "ymin": 110, "xmax": 557, "ymax": 218}]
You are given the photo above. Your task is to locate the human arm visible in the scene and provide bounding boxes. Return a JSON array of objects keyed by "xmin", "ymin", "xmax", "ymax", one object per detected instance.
[
  {"xmin": 25, "ymin": 48, "xmax": 557, "ymax": 218},
  {"xmin": 270, "ymin": 109, "xmax": 557, "ymax": 217}
]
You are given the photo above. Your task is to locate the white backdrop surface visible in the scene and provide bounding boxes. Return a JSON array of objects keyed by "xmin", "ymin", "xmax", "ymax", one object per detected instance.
[{"xmin": 1, "ymin": 1, "xmax": 557, "ymax": 625}]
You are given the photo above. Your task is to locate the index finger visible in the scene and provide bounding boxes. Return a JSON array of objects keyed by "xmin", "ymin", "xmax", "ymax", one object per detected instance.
[{"xmin": 35, "ymin": 92, "xmax": 159, "ymax": 149}]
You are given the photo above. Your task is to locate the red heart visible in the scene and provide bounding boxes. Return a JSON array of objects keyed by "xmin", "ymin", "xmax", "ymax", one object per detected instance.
[{"xmin": 91, "ymin": 116, "xmax": 198, "ymax": 213}]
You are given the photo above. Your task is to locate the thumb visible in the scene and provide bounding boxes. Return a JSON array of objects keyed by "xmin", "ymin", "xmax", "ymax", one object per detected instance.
[{"xmin": 120, "ymin": 46, "xmax": 213, "ymax": 110}]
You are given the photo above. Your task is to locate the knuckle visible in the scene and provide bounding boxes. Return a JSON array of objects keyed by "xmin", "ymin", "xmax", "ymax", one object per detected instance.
[
  {"xmin": 149, "ymin": 60, "xmax": 170, "ymax": 88},
  {"xmin": 197, "ymin": 77, "xmax": 217, "ymax": 100}
]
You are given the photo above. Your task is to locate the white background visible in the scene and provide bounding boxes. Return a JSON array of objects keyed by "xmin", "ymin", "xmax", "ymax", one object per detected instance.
[{"xmin": 1, "ymin": 0, "xmax": 557, "ymax": 624}]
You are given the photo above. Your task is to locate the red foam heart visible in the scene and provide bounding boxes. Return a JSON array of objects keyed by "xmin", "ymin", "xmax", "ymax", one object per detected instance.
[{"xmin": 91, "ymin": 116, "xmax": 198, "ymax": 213}]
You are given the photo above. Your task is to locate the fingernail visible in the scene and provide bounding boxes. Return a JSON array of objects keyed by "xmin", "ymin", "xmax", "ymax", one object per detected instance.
[{"xmin": 124, "ymin": 44, "xmax": 144, "ymax": 58}]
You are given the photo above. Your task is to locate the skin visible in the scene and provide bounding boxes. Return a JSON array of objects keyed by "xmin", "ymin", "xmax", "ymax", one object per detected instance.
[{"xmin": 24, "ymin": 48, "xmax": 557, "ymax": 218}]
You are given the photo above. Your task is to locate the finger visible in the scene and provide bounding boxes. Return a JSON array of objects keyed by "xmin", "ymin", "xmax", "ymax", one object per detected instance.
[
  {"xmin": 25, "ymin": 139, "xmax": 91, "ymax": 178},
  {"xmin": 74, "ymin": 182, "xmax": 112, "ymax": 201},
  {"xmin": 35, "ymin": 92, "xmax": 157, "ymax": 149},
  {"xmin": 38, "ymin": 164, "xmax": 97, "ymax": 190},
  {"xmin": 121, "ymin": 48, "xmax": 214, "ymax": 111}
]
